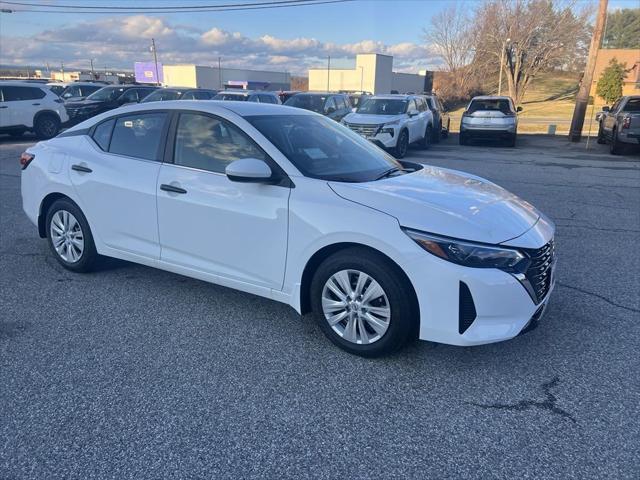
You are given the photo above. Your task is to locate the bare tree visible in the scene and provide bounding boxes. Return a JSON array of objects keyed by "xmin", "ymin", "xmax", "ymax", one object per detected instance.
[
  {"xmin": 423, "ymin": 2, "xmax": 475, "ymax": 91},
  {"xmin": 472, "ymin": 0, "xmax": 591, "ymax": 104}
]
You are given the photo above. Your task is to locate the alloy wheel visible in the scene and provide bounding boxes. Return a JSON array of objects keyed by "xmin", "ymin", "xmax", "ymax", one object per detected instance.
[
  {"xmin": 50, "ymin": 210, "xmax": 84, "ymax": 263},
  {"xmin": 321, "ymin": 269, "xmax": 391, "ymax": 345}
]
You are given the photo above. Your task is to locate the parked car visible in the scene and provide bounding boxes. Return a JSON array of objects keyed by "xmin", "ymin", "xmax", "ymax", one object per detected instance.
[
  {"xmin": 459, "ymin": 96, "xmax": 521, "ymax": 147},
  {"xmin": 20, "ymin": 101, "xmax": 556, "ymax": 356},
  {"xmin": 284, "ymin": 92, "xmax": 351, "ymax": 122},
  {"xmin": 64, "ymin": 85, "xmax": 158, "ymax": 125},
  {"xmin": 141, "ymin": 88, "xmax": 218, "ymax": 103},
  {"xmin": 213, "ymin": 90, "xmax": 281, "ymax": 104},
  {"xmin": 46, "ymin": 82, "xmax": 68, "ymax": 96},
  {"xmin": 278, "ymin": 91, "xmax": 301, "ymax": 103},
  {"xmin": 597, "ymin": 95, "xmax": 640, "ymax": 155},
  {"xmin": 59, "ymin": 82, "xmax": 104, "ymax": 101},
  {"xmin": 0, "ymin": 81, "xmax": 68, "ymax": 139},
  {"xmin": 421, "ymin": 94, "xmax": 450, "ymax": 142},
  {"xmin": 341, "ymin": 94, "xmax": 434, "ymax": 158}
]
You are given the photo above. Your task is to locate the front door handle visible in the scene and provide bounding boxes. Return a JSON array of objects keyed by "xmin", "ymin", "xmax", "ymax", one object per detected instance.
[
  {"xmin": 0, "ymin": 106, "xmax": 7, "ymax": 109},
  {"xmin": 71, "ymin": 164, "xmax": 92, "ymax": 173},
  {"xmin": 160, "ymin": 183, "xmax": 187, "ymax": 194},
  {"xmin": 32, "ymin": 103, "xmax": 41, "ymax": 106}
]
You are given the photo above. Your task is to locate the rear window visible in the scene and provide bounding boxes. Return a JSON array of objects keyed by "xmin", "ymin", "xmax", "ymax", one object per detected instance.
[
  {"xmin": 108, "ymin": 112, "xmax": 167, "ymax": 161},
  {"xmin": 1, "ymin": 86, "xmax": 46, "ymax": 101},
  {"xmin": 284, "ymin": 94, "xmax": 327, "ymax": 113},
  {"xmin": 622, "ymin": 98, "xmax": 640, "ymax": 112},
  {"xmin": 468, "ymin": 99, "xmax": 513, "ymax": 114}
]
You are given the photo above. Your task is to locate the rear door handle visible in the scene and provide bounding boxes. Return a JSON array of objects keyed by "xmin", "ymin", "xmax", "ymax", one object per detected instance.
[
  {"xmin": 160, "ymin": 183, "xmax": 187, "ymax": 194},
  {"xmin": 71, "ymin": 164, "xmax": 92, "ymax": 173}
]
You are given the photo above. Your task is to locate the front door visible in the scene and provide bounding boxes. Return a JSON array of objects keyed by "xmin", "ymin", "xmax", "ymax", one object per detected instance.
[{"xmin": 156, "ymin": 112, "xmax": 290, "ymax": 290}]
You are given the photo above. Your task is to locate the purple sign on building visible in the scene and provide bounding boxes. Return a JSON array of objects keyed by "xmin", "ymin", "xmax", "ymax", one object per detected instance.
[{"xmin": 134, "ymin": 62, "xmax": 163, "ymax": 84}]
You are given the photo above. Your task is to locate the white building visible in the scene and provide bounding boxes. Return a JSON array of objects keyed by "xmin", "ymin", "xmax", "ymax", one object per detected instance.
[
  {"xmin": 308, "ymin": 54, "xmax": 430, "ymax": 94},
  {"xmin": 162, "ymin": 64, "xmax": 291, "ymax": 90}
]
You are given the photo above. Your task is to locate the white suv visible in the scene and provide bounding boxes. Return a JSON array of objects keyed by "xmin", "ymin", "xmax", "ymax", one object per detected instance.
[
  {"xmin": 341, "ymin": 94, "xmax": 434, "ymax": 158},
  {"xmin": 0, "ymin": 82, "xmax": 69, "ymax": 139}
]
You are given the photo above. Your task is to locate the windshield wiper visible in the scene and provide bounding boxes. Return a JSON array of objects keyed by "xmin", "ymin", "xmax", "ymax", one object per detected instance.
[{"xmin": 375, "ymin": 167, "xmax": 404, "ymax": 180}]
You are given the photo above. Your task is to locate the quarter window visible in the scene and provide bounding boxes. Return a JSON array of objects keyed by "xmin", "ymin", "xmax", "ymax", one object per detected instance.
[
  {"xmin": 92, "ymin": 119, "xmax": 115, "ymax": 151},
  {"xmin": 173, "ymin": 113, "xmax": 266, "ymax": 174},
  {"xmin": 108, "ymin": 112, "xmax": 167, "ymax": 160}
]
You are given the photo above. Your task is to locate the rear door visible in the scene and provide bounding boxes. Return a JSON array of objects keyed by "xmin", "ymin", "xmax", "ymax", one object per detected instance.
[
  {"xmin": 69, "ymin": 111, "xmax": 169, "ymax": 259},
  {"xmin": 0, "ymin": 86, "xmax": 45, "ymax": 128}
]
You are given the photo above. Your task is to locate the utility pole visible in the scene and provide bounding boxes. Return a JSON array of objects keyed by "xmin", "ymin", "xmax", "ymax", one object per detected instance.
[
  {"xmin": 498, "ymin": 38, "xmax": 510, "ymax": 96},
  {"xmin": 60, "ymin": 61, "xmax": 64, "ymax": 81},
  {"xmin": 218, "ymin": 56, "xmax": 222, "ymax": 89},
  {"xmin": 569, "ymin": 0, "xmax": 608, "ymax": 142},
  {"xmin": 90, "ymin": 58, "xmax": 95, "ymax": 79},
  {"xmin": 151, "ymin": 38, "xmax": 160, "ymax": 86},
  {"xmin": 327, "ymin": 56, "xmax": 331, "ymax": 92},
  {"xmin": 360, "ymin": 66, "xmax": 364, "ymax": 92}
]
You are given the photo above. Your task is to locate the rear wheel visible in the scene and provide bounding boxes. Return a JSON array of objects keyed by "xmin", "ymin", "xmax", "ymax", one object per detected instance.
[
  {"xmin": 34, "ymin": 113, "xmax": 60, "ymax": 140},
  {"xmin": 310, "ymin": 248, "xmax": 416, "ymax": 357},
  {"xmin": 46, "ymin": 199, "xmax": 98, "ymax": 273},
  {"xmin": 459, "ymin": 132, "xmax": 468, "ymax": 146},
  {"xmin": 506, "ymin": 133, "xmax": 517, "ymax": 148},
  {"xmin": 393, "ymin": 129, "xmax": 409, "ymax": 158},
  {"xmin": 432, "ymin": 121, "xmax": 441, "ymax": 143},
  {"xmin": 420, "ymin": 124, "xmax": 432, "ymax": 149},
  {"xmin": 442, "ymin": 119, "xmax": 450, "ymax": 138}
]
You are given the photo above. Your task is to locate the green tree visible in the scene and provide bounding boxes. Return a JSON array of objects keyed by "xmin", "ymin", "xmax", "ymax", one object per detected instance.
[
  {"xmin": 602, "ymin": 9, "xmax": 640, "ymax": 49},
  {"xmin": 596, "ymin": 58, "xmax": 626, "ymax": 104}
]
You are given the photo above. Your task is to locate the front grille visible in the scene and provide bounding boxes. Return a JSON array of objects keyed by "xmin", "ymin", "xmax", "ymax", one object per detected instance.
[
  {"xmin": 458, "ymin": 281, "xmax": 477, "ymax": 334},
  {"xmin": 346, "ymin": 123, "xmax": 381, "ymax": 137},
  {"xmin": 522, "ymin": 239, "xmax": 555, "ymax": 304}
]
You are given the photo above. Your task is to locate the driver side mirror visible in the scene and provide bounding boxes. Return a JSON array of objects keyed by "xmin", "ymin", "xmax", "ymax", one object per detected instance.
[
  {"xmin": 325, "ymin": 106, "xmax": 336, "ymax": 115},
  {"xmin": 226, "ymin": 158, "xmax": 275, "ymax": 184},
  {"xmin": 602, "ymin": 106, "xmax": 610, "ymax": 112},
  {"xmin": 408, "ymin": 109, "xmax": 419, "ymax": 117},
  {"xmin": 516, "ymin": 106, "xmax": 523, "ymax": 112}
]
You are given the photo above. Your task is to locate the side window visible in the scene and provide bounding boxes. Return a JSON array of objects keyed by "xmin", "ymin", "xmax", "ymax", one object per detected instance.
[
  {"xmin": 137, "ymin": 89, "xmax": 155, "ymax": 101},
  {"xmin": 108, "ymin": 112, "xmax": 167, "ymax": 160},
  {"xmin": 120, "ymin": 90, "xmax": 139, "ymax": 103},
  {"xmin": 62, "ymin": 85, "xmax": 80, "ymax": 99},
  {"xmin": 324, "ymin": 97, "xmax": 337, "ymax": 113},
  {"xmin": 248, "ymin": 94, "xmax": 260, "ymax": 102},
  {"xmin": 416, "ymin": 98, "xmax": 426, "ymax": 112},
  {"xmin": 173, "ymin": 113, "xmax": 267, "ymax": 174},
  {"xmin": 610, "ymin": 100, "xmax": 621, "ymax": 113},
  {"xmin": 181, "ymin": 91, "xmax": 195, "ymax": 100},
  {"xmin": 407, "ymin": 99, "xmax": 417, "ymax": 112},
  {"xmin": 1, "ymin": 86, "xmax": 45, "ymax": 101},
  {"xmin": 343, "ymin": 96, "xmax": 352, "ymax": 108},
  {"xmin": 259, "ymin": 94, "xmax": 275, "ymax": 104},
  {"xmin": 92, "ymin": 118, "xmax": 115, "ymax": 151},
  {"xmin": 193, "ymin": 91, "xmax": 212, "ymax": 100}
]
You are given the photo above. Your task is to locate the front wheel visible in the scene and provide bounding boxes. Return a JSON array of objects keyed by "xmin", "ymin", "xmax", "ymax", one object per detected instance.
[
  {"xmin": 310, "ymin": 248, "xmax": 416, "ymax": 357},
  {"xmin": 34, "ymin": 113, "xmax": 60, "ymax": 139},
  {"xmin": 610, "ymin": 128, "xmax": 624, "ymax": 155},
  {"xmin": 393, "ymin": 129, "xmax": 409, "ymax": 158},
  {"xmin": 46, "ymin": 198, "xmax": 98, "ymax": 272},
  {"xmin": 596, "ymin": 123, "xmax": 606, "ymax": 144}
]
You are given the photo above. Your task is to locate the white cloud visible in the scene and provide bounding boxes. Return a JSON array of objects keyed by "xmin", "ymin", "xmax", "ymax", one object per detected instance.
[{"xmin": 0, "ymin": 15, "xmax": 438, "ymax": 75}]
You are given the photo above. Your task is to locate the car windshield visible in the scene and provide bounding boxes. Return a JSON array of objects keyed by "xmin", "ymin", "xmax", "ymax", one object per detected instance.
[
  {"xmin": 246, "ymin": 114, "xmax": 402, "ymax": 182},
  {"xmin": 357, "ymin": 98, "xmax": 407, "ymax": 115},
  {"xmin": 48, "ymin": 85, "xmax": 65, "ymax": 96},
  {"xmin": 214, "ymin": 92, "xmax": 248, "ymax": 101},
  {"xmin": 468, "ymin": 99, "xmax": 513, "ymax": 114},
  {"xmin": 284, "ymin": 95, "xmax": 326, "ymax": 113},
  {"xmin": 86, "ymin": 87, "xmax": 125, "ymax": 102},
  {"xmin": 141, "ymin": 90, "xmax": 183, "ymax": 103}
]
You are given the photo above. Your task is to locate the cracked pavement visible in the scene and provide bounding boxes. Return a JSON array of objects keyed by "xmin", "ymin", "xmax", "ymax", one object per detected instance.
[{"xmin": 1, "ymin": 133, "xmax": 639, "ymax": 479}]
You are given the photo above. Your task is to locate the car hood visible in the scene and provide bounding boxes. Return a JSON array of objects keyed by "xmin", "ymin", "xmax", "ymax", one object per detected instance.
[
  {"xmin": 64, "ymin": 99, "xmax": 105, "ymax": 108},
  {"xmin": 344, "ymin": 113, "xmax": 405, "ymax": 125},
  {"xmin": 330, "ymin": 165, "xmax": 540, "ymax": 244}
]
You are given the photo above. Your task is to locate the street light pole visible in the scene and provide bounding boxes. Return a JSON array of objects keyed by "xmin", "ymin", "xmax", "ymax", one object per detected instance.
[
  {"xmin": 326, "ymin": 56, "xmax": 331, "ymax": 92},
  {"xmin": 359, "ymin": 66, "xmax": 364, "ymax": 92},
  {"xmin": 498, "ymin": 38, "xmax": 510, "ymax": 96},
  {"xmin": 151, "ymin": 38, "xmax": 160, "ymax": 86},
  {"xmin": 90, "ymin": 58, "xmax": 95, "ymax": 79}
]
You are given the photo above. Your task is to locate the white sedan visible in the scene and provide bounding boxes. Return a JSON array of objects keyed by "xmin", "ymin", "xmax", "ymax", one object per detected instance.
[{"xmin": 20, "ymin": 101, "xmax": 556, "ymax": 357}]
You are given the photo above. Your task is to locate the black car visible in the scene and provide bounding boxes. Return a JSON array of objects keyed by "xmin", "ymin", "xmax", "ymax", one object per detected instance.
[
  {"xmin": 64, "ymin": 85, "xmax": 158, "ymax": 125},
  {"xmin": 284, "ymin": 92, "xmax": 352, "ymax": 121},
  {"xmin": 421, "ymin": 94, "xmax": 450, "ymax": 142},
  {"xmin": 140, "ymin": 88, "xmax": 218, "ymax": 103}
]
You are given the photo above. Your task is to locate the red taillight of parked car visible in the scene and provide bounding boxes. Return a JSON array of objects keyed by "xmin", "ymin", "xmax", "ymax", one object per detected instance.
[
  {"xmin": 621, "ymin": 116, "xmax": 631, "ymax": 129},
  {"xmin": 20, "ymin": 152, "xmax": 35, "ymax": 170}
]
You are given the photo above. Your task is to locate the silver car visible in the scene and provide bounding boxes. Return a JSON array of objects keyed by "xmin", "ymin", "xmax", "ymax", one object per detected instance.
[{"xmin": 460, "ymin": 96, "xmax": 521, "ymax": 147}]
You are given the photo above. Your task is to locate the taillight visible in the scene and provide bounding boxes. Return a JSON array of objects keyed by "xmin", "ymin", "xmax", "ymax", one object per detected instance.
[
  {"xmin": 20, "ymin": 152, "xmax": 35, "ymax": 170},
  {"xmin": 622, "ymin": 116, "xmax": 631, "ymax": 130}
]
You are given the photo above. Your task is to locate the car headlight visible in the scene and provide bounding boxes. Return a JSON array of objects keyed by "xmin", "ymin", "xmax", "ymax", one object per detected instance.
[
  {"xmin": 403, "ymin": 228, "xmax": 529, "ymax": 273},
  {"xmin": 380, "ymin": 120, "xmax": 399, "ymax": 136},
  {"xmin": 383, "ymin": 120, "xmax": 400, "ymax": 127}
]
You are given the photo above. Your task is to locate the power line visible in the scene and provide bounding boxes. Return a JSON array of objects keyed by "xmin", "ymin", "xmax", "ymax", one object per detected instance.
[{"xmin": 0, "ymin": 0, "xmax": 354, "ymax": 13}]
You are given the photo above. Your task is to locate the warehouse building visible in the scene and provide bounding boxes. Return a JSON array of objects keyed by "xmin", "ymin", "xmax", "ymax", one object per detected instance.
[
  {"xmin": 308, "ymin": 53, "xmax": 431, "ymax": 94},
  {"xmin": 159, "ymin": 64, "xmax": 291, "ymax": 91}
]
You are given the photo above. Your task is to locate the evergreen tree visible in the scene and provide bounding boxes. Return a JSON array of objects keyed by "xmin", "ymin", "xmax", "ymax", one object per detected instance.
[{"xmin": 596, "ymin": 58, "xmax": 626, "ymax": 104}]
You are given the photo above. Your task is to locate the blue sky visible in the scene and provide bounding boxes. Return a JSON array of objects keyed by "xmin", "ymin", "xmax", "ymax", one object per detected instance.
[{"xmin": 0, "ymin": 0, "xmax": 638, "ymax": 73}]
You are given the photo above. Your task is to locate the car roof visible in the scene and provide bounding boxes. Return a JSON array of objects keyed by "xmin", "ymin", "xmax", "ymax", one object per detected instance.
[
  {"xmin": 368, "ymin": 94, "xmax": 412, "ymax": 100},
  {"xmin": 0, "ymin": 81, "xmax": 49, "ymax": 88},
  {"xmin": 471, "ymin": 95, "xmax": 512, "ymax": 101}
]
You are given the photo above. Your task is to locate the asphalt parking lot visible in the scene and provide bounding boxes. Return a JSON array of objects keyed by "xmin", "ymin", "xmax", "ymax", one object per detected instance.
[{"xmin": 1, "ymin": 132, "xmax": 639, "ymax": 479}]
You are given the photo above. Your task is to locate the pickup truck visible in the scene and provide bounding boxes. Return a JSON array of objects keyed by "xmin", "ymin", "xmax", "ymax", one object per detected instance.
[{"xmin": 597, "ymin": 95, "xmax": 640, "ymax": 155}]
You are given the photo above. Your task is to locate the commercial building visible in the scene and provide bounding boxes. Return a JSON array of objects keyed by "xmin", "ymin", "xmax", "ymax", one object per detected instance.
[
  {"xmin": 160, "ymin": 64, "xmax": 291, "ymax": 91},
  {"xmin": 590, "ymin": 48, "xmax": 640, "ymax": 100},
  {"xmin": 308, "ymin": 54, "xmax": 431, "ymax": 94}
]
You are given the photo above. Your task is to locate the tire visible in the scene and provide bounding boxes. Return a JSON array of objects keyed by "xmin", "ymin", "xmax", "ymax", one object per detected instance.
[
  {"xmin": 310, "ymin": 247, "xmax": 417, "ymax": 357},
  {"xmin": 610, "ymin": 128, "xmax": 623, "ymax": 155},
  {"xmin": 442, "ymin": 119, "xmax": 450, "ymax": 138},
  {"xmin": 393, "ymin": 129, "xmax": 409, "ymax": 158},
  {"xmin": 506, "ymin": 133, "xmax": 517, "ymax": 148},
  {"xmin": 459, "ymin": 132, "xmax": 468, "ymax": 146},
  {"xmin": 45, "ymin": 198, "xmax": 98, "ymax": 273},
  {"xmin": 432, "ymin": 121, "xmax": 441, "ymax": 143},
  {"xmin": 596, "ymin": 123, "xmax": 606, "ymax": 144},
  {"xmin": 420, "ymin": 124, "xmax": 432, "ymax": 149},
  {"xmin": 34, "ymin": 113, "xmax": 60, "ymax": 140}
]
